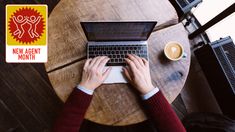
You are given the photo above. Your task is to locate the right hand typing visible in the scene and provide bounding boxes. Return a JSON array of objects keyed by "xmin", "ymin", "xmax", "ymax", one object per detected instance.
[{"xmin": 123, "ymin": 54, "xmax": 155, "ymax": 95}]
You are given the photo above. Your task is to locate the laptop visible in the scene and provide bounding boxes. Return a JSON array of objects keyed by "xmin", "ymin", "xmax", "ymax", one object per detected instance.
[{"xmin": 81, "ymin": 21, "xmax": 157, "ymax": 83}]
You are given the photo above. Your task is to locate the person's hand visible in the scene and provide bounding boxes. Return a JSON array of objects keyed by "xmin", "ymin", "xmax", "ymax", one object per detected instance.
[
  {"xmin": 124, "ymin": 54, "xmax": 155, "ymax": 95},
  {"xmin": 79, "ymin": 56, "xmax": 112, "ymax": 91}
]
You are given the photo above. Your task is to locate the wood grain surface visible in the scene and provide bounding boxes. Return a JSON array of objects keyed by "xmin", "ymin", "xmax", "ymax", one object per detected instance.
[
  {"xmin": 45, "ymin": 0, "xmax": 178, "ymax": 72},
  {"xmin": 47, "ymin": 23, "xmax": 191, "ymax": 125}
]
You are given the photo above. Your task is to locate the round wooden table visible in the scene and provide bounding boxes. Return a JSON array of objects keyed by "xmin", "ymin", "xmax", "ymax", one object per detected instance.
[{"xmin": 45, "ymin": 0, "xmax": 191, "ymax": 126}]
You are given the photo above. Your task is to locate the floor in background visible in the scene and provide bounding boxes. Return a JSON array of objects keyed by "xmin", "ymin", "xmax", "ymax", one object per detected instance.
[
  {"xmin": 180, "ymin": 19, "xmax": 222, "ymax": 114},
  {"xmin": 181, "ymin": 52, "xmax": 222, "ymax": 113},
  {"xmin": 0, "ymin": 1, "xmax": 62, "ymax": 132}
]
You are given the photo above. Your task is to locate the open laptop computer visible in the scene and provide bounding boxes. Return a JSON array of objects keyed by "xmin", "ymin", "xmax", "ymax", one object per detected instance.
[{"xmin": 81, "ymin": 21, "xmax": 157, "ymax": 83}]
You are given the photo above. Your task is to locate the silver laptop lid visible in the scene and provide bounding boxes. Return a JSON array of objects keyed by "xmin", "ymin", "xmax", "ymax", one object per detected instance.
[{"xmin": 81, "ymin": 21, "xmax": 157, "ymax": 41}]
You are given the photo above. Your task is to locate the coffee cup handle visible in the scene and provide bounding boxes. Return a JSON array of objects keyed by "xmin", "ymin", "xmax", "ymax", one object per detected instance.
[{"xmin": 182, "ymin": 52, "xmax": 187, "ymax": 59}]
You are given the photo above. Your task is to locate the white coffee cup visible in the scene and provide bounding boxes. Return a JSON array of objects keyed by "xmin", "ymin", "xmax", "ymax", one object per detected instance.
[{"xmin": 164, "ymin": 41, "xmax": 185, "ymax": 61}]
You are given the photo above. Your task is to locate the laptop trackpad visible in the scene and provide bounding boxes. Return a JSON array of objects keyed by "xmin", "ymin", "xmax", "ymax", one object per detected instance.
[{"xmin": 104, "ymin": 66, "xmax": 127, "ymax": 84}]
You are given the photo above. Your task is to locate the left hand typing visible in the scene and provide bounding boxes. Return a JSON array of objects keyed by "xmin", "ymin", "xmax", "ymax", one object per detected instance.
[{"xmin": 79, "ymin": 56, "xmax": 112, "ymax": 91}]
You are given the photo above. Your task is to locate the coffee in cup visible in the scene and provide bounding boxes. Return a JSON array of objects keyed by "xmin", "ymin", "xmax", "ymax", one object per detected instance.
[{"xmin": 164, "ymin": 41, "xmax": 184, "ymax": 61}]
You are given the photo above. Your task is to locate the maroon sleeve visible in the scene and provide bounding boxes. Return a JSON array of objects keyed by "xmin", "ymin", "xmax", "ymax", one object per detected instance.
[
  {"xmin": 144, "ymin": 91, "xmax": 186, "ymax": 132},
  {"xmin": 53, "ymin": 88, "xmax": 92, "ymax": 132}
]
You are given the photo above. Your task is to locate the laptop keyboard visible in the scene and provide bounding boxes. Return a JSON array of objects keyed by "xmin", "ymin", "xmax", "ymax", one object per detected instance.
[{"xmin": 88, "ymin": 45, "xmax": 148, "ymax": 66}]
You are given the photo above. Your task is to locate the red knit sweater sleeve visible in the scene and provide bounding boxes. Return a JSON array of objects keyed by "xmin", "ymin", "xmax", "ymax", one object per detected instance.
[
  {"xmin": 144, "ymin": 91, "xmax": 186, "ymax": 132},
  {"xmin": 52, "ymin": 88, "xmax": 92, "ymax": 132}
]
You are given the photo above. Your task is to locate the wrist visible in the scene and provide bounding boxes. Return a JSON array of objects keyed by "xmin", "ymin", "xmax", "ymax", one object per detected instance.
[
  {"xmin": 79, "ymin": 82, "xmax": 95, "ymax": 91},
  {"xmin": 141, "ymin": 87, "xmax": 159, "ymax": 100},
  {"xmin": 77, "ymin": 85, "xmax": 94, "ymax": 95},
  {"xmin": 140, "ymin": 84, "xmax": 155, "ymax": 95}
]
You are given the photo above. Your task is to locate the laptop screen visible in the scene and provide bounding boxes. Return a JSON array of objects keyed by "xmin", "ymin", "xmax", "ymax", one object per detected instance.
[{"xmin": 81, "ymin": 21, "xmax": 157, "ymax": 41}]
